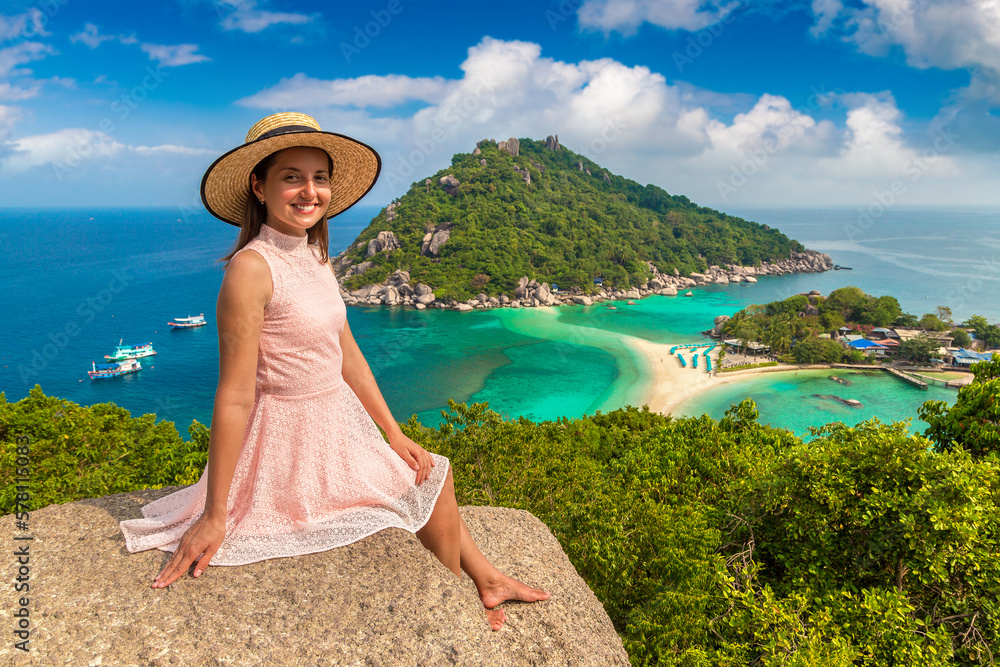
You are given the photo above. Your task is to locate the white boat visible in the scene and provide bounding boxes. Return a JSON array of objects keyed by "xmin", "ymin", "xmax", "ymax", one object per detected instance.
[{"xmin": 168, "ymin": 313, "xmax": 207, "ymax": 328}]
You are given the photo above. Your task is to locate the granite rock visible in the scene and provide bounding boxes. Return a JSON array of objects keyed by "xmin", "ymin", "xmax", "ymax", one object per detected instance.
[{"xmin": 0, "ymin": 489, "xmax": 629, "ymax": 666}]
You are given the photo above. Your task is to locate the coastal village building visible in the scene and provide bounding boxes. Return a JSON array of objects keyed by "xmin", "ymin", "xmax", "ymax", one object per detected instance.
[
  {"xmin": 722, "ymin": 339, "xmax": 770, "ymax": 355},
  {"xmin": 847, "ymin": 339, "xmax": 890, "ymax": 356},
  {"xmin": 950, "ymin": 348, "xmax": 994, "ymax": 367}
]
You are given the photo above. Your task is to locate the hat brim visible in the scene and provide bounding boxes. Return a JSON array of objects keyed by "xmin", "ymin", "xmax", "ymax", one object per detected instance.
[{"xmin": 201, "ymin": 130, "xmax": 381, "ymax": 226}]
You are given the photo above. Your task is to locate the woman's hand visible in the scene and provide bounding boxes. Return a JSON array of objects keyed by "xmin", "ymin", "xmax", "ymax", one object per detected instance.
[
  {"xmin": 152, "ymin": 514, "xmax": 227, "ymax": 588},
  {"xmin": 388, "ymin": 433, "xmax": 436, "ymax": 485}
]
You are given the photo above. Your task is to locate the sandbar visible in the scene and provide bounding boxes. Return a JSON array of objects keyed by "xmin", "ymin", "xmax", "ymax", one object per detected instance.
[{"xmin": 625, "ymin": 337, "xmax": 831, "ymax": 415}]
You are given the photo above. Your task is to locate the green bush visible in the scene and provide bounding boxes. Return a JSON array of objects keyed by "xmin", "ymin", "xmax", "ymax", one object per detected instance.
[
  {"xmin": 5, "ymin": 388, "xmax": 999, "ymax": 664},
  {"xmin": 0, "ymin": 386, "xmax": 208, "ymax": 514}
]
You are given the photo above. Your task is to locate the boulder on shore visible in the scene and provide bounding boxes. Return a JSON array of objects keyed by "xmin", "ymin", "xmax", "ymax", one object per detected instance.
[{"xmin": 0, "ymin": 489, "xmax": 628, "ymax": 666}]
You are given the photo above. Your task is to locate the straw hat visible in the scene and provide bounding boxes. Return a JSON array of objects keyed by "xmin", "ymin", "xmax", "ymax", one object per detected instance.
[{"xmin": 201, "ymin": 112, "xmax": 381, "ymax": 226}]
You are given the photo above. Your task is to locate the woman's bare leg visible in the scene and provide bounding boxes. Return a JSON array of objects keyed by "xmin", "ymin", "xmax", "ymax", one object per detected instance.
[
  {"xmin": 416, "ymin": 468, "xmax": 550, "ymax": 630},
  {"xmin": 415, "ymin": 468, "xmax": 461, "ymax": 575}
]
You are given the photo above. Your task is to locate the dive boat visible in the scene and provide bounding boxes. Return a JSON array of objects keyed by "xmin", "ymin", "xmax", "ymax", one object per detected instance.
[
  {"xmin": 104, "ymin": 339, "xmax": 157, "ymax": 361},
  {"xmin": 88, "ymin": 358, "xmax": 142, "ymax": 379},
  {"xmin": 168, "ymin": 313, "xmax": 207, "ymax": 328}
]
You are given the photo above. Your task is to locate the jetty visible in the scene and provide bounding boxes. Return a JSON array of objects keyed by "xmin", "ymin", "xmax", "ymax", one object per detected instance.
[
  {"xmin": 886, "ymin": 367, "xmax": 928, "ymax": 389},
  {"xmin": 830, "ymin": 364, "xmax": 928, "ymax": 389}
]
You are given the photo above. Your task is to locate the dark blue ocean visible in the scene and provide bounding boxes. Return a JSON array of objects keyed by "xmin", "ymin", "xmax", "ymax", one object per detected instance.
[{"xmin": 2, "ymin": 206, "xmax": 997, "ymax": 434}]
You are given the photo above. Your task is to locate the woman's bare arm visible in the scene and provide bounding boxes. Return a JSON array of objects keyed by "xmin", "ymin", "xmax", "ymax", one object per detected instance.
[
  {"xmin": 339, "ymin": 318, "xmax": 435, "ymax": 484},
  {"xmin": 152, "ymin": 250, "xmax": 270, "ymax": 587}
]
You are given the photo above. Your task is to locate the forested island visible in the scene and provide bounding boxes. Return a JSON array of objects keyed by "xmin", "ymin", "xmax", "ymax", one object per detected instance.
[
  {"xmin": 717, "ymin": 286, "xmax": 1000, "ymax": 365},
  {"xmin": 332, "ymin": 136, "xmax": 832, "ymax": 307},
  {"xmin": 3, "ymin": 354, "xmax": 999, "ymax": 664}
]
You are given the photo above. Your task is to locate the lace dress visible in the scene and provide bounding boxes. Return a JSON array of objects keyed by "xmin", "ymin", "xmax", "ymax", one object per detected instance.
[{"xmin": 119, "ymin": 224, "xmax": 449, "ymax": 566}]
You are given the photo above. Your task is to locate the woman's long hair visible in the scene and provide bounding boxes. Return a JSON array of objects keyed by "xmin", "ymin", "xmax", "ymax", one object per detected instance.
[{"xmin": 221, "ymin": 151, "xmax": 332, "ymax": 266}]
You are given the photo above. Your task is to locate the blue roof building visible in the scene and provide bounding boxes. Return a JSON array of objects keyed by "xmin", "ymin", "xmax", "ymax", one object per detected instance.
[{"xmin": 952, "ymin": 348, "xmax": 994, "ymax": 366}]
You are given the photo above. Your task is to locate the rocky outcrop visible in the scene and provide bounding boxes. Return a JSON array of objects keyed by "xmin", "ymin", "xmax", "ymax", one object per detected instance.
[
  {"xmin": 480, "ymin": 158, "xmax": 487, "ymax": 167},
  {"xmin": 0, "ymin": 489, "xmax": 629, "ymax": 666},
  {"xmin": 421, "ymin": 222, "xmax": 455, "ymax": 257},
  {"xmin": 513, "ymin": 164, "xmax": 531, "ymax": 185},
  {"xmin": 710, "ymin": 315, "xmax": 730, "ymax": 338},
  {"xmin": 602, "ymin": 172, "xmax": 611, "ymax": 184},
  {"xmin": 497, "ymin": 137, "xmax": 520, "ymax": 157},
  {"xmin": 337, "ymin": 240, "xmax": 832, "ymax": 313},
  {"xmin": 366, "ymin": 230, "xmax": 401, "ymax": 258},
  {"xmin": 472, "ymin": 146, "xmax": 481, "ymax": 156},
  {"xmin": 347, "ymin": 260, "xmax": 373, "ymax": 277},
  {"xmin": 544, "ymin": 135, "xmax": 560, "ymax": 151},
  {"xmin": 385, "ymin": 200, "xmax": 399, "ymax": 222},
  {"xmin": 439, "ymin": 174, "xmax": 461, "ymax": 196}
]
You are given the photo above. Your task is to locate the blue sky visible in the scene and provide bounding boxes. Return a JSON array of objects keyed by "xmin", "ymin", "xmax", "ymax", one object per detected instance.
[{"xmin": 1, "ymin": 0, "xmax": 998, "ymax": 209}]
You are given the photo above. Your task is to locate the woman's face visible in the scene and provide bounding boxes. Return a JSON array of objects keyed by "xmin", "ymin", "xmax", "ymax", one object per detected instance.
[{"xmin": 251, "ymin": 146, "xmax": 332, "ymax": 236}]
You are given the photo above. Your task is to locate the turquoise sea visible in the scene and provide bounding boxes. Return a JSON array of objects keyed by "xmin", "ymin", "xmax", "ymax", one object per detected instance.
[{"xmin": 2, "ymin": 206, "xmax": 997, "ymax": 436}]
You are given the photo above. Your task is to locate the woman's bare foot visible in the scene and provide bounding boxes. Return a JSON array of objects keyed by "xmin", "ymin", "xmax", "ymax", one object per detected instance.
[
  {"xmin": 485, "ymin": 607, "xmax": 507, "ymax": 631},
  {"xmin": 477, "ymin": 572, "xmax": 551, "ymax": 610}
]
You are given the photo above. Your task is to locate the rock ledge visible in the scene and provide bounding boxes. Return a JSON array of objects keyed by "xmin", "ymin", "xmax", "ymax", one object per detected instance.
[{"xmin": 0, "ymin": 488, "xmax": 629, "ymax": 666}]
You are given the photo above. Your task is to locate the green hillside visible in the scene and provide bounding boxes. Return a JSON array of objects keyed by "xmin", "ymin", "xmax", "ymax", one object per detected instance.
[{"xmin": 337, "ymin": 138, "xmax": 804, "ymax": 301}]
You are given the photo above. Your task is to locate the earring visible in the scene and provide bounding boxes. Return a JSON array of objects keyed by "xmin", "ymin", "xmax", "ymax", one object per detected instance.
[{"xmin": 258, "ymin": 198, "xmax": 264, "ymax": 205}]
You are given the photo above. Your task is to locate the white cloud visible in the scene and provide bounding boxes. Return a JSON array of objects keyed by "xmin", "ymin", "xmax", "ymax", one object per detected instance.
[
  {"xmin": 0, "ymin": 9, "xmax": 49, "ymax": 41},
  {"xmin": 809, "ymin": 0, "xmax": 843, "ymax": 37},
  {"xmin": 131, "ymin": 144, "xmax": 215, "ymax": 156},
  {"xmin": 140, "ymin": 43, "xmax": 211, "ymax": 67},
  {"xmin": 1, "ymin": 128, "xmax": 122, "ymax": 173},
  {"xmin": 0, "ymin": 104, "xmax": 22, "ymax": 141},
  {"xmin": 1, "ymin": 128, "xmax": 215, "ymax": 174},
  {"xmin": 236, "ymin": 36, "xmax": 990, "ymax": 205},
  {"xmin": 577, "ymin": 0, "xmax": 742, "ymax": 34},
  {"xmin": 814, "ymin": 0, "xmax": 1000, "ymax": 102},
  {"xmin": 0, "ymin": 41, "xmax": 54, "ymax": 80},
  {"xmin": 0, "ymin": 41, "xmax": 54, "ymax": 104},
  {"xmin": 216, "ymin": 0, "xmax": 313, "ymax": 33},
  {"xmin": 70, "ymin": 23, "xmax": 117, "ymax": 49},
  {"xmin": 239, "ymin": 73, "xmax": 452, "ymax": 109}
]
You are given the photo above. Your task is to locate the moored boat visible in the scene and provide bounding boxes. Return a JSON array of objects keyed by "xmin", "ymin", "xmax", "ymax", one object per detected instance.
[
  {"xmin": 104, "ymin": 339, "xmax": 157, "ymax": 360},
  {"xmin": 168, "ymin": 313, "xmax": 207, "ymax": 328},
  {"xmin": 88, "ymin": 358, "xmax": 142, "ymax": 379}
]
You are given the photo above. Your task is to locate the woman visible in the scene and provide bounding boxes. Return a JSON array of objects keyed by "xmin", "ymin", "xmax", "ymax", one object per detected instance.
[{"xmin": 119, "ymin": 112, "xmax": 548, "ymax": 630}]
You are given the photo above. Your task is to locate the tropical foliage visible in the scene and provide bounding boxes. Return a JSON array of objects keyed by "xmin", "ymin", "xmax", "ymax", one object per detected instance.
[
  {"xmin": 4, "ymin": 385, "xmax": 998, "ymax": 664},
  {"xmin": 722, "ymin": 287, "xmax": 910, "ymax": 362},
  {"xmin": 921, "ymin": 353, "xmax": 1000, "ymax": 457},
  {"xmin": 340, "ymin": 139, "xmax": 803, "ymax": 300},
  {"xmin": 0, "ymin": 386, "xmax": 208, "ymax": 514}
]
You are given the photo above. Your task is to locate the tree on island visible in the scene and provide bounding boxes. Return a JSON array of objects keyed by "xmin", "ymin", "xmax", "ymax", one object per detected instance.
[
  {"xmin": 918, "ymin": 313, "xmax": 951, "ymax": 332},
  {"xmin": 791, "ymin": 337, "xmax": 844, "ymax": 363},
  {"xmin": 898, "ymin": 333, "xmax": 941, "ymax": 362},
  {"xmin": 950, "ymin": 328, "xmax": 972, "ymax": 348},
  {"xmin": 921, "ymin": 354, "xmax": 1000, "ymax": 457},
  {"xmin": 964, "ymin": 314, "xmax": 1000, "ymax": 348}
]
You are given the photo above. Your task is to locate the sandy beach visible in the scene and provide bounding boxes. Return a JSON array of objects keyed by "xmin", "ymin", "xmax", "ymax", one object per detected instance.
[{"xmin": 626, "ymin": 338, "xmax": 830, "ymax": 415}]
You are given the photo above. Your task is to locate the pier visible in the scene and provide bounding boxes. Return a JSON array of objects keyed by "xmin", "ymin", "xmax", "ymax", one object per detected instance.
[
  {"xmin": 885, "ymin": 367, "xmax": 928, "ymax": 389},
  {"xmin": 830, "ymin": 364, "xmax": 928, "ymax": 389}
]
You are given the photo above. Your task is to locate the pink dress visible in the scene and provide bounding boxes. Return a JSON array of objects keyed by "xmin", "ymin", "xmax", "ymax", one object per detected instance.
[{"xmin": 119, "ymin": 224, "xmax": 449, "ymax": 566}]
